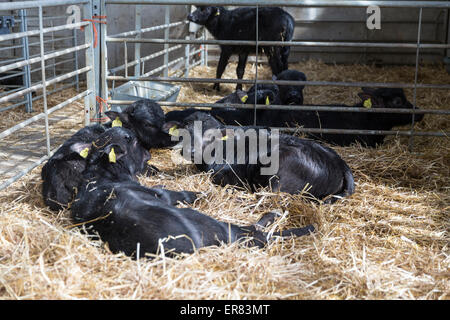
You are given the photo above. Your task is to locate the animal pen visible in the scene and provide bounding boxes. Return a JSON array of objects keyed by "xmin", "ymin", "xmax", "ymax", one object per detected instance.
[{"xmin": 0, "ymin": 0, "xmax": 449, "ymax": 300}]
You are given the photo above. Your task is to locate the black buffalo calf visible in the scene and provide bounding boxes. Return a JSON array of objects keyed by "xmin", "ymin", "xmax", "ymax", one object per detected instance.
[
  {"xmin": 71, "ymin": 127, "xmax": 314, "ymax": 258},
  {"xmin": 105, "ymin": 99, "xmax": 172, "ymax": 149},
  {"xmin": 41, "ymin": 124, "xmax": 106, "ymax": 211},
  {"xmin": 167, "ymin": 112, "xmax": 355, "ymax": 203},
  {"xmin": 263, "ymin": 87, "xmax": 424, "ymax": 147},
  {"xmin": 188, "ymin": 6, "xmax": 294, "ymax": 91}
]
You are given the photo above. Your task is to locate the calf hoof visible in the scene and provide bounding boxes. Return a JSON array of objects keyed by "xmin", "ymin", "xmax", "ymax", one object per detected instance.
[
  {"xmin": 145, "ymin": 164, "xmax": 160, "ymax": 177},
  {"xmin": 255, "ymin": 211, "xmax": 282, "ymax": 230},
  {"xmin": 182, "ymin": 191, "xmax": 200, "ymax": 204},
  {"xmin": 213, "ymin": 83, "xmax": 221, "ymax": 91}
]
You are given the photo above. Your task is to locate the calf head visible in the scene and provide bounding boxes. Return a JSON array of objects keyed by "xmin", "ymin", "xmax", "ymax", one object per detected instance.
[
  {"xmin": 358, "ymin": 87, "xmax": 424, "ymax": 127},
  {"xmin": 105, "ymin": 99, "xmax": 166, "ymax": 149},
  {"xmin": 163, "ymin": 112, "xmax": 224, "ymax": 161},
  {"xmin": 275, "ymin": 70, "xmax": 307, "ymax": 105},
  {"xmin": 86, "ymin": 127, "xmax": 150, "ymax": 180},
  {"xmin": 188, "ymin": 6, "xmax": 222, "ymax": 25}
]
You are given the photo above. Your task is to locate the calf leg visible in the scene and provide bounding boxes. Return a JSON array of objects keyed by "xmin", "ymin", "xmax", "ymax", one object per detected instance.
[
  {"xmin": 213, "ymin": 46, "xmax": 232, "ymax": 91},
  {"xmin": 280, "ymin": 46, "xmax": 290, "ymax": 71},
  {"xmin": 148, "ymin": 187, "xmax": 199, "ymax": 206},
  {"xmin": 266, "ymin": 46, "xmax": 284, "ymax": 76},
  {"xmin": 235, "ymin": 52, "xmax": 248, "ymax": 91}
]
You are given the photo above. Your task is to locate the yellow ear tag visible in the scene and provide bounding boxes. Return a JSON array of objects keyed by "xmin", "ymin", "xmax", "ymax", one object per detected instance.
[
  {"xmin": 215, "ymin": 11, "xmax": 220, "ymax": 16},
  {"xmin": 112, "ymin": 117, "xmax": 122, "ymax": 127},
  {"xmin": 265, "ymin": 96, "xmax": 270, "ymax": 105},
  {"xmin": 108, "ymin": 147, "xmax": 116, "ymax": 163},
  {"xmin": 220, "ymin": 135, "xmax": 228, "ymax": 141},
  {"xmin": 240, "ymin": 95, "xmax": 248, "ymax": 103},
  {"xmin": 79, "ymin": 147, "xmax": 89, "ymax": 159},
  {"xmin": 147, "ymin": 160, "xmax": 152, "ymax": 165},
  {"xmin": 168, "ymin": 125, "xmax": 179, "ymax": 137},
  {"xmin": 363, "ymin": 98, "xmax": 372, "ymax": 109}
]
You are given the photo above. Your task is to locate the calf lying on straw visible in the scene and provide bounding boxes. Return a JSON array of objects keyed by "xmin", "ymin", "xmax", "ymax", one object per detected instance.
[{"xmin": 70, "ymin": 127, "xmax": 314, "ymax": 258}]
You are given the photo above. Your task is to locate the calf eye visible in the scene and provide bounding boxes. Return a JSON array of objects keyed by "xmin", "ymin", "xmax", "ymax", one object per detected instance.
[{"xmin": 392, "ymin": 97, "xmax": 403, "ymax": 106}]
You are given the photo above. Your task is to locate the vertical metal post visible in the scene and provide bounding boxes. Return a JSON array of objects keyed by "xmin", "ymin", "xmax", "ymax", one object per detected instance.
[
  {"xmin": 38, "ymin": 6, "xmax": 51, "ymax": 156},
  {"xmin": 134, "ymin": 4, "xmax": 142, "ymax": 77},
  {"xmin": 84, "ymin": 0, "xmax": 96, "ymax": 125},
  {"xmin": 184, "ymin": 35, "xmax": 190, "ymax": 77},
  {"xmin": 50, "ymin": 20, "xmax": 57, "ymax": 90},
  {"xmin": 253, "ymin": 5, "xmax": 259, "ymax": 126},
  {"xmin": 204, "ymin": 27, "xmax": 208, "ymax": 67},
  {"xmin": 124, "ymin": 41, "xmax": 128, "ymax": 78},
  {"xmin": 73, "ymin": 27, "xmax": 80, "ymax": 92},
  {"xmin": 445, "ymin": 9, "xmax": 450, "ymax": 73},
  {"xmin": 19, "ymin": 9, "xmax": 32, "ymax": 113},
  {"xmin": 408, "ymin": 7, "xmax": 423, "ymax": 152},
  {"xmin": 200, "ymin": 27, "xmax": 205, "ymax": 66},
  {"xmin": 164, "ymin": 5, "xmax": 170, "ymax": 77},
  {"xmin": 100, "ymin": 0, "xmax": 109, "ymax": 117}
]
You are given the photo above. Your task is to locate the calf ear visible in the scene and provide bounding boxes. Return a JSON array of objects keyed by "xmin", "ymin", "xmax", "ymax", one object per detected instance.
[
  {"xmin": 162, "ymin": 121, "xmax": 182, "ymax": 136},
  {"xmin": 103, "ymin": 144, "xmax": 126, "ymax": 163},
  {"xmin": 357, "ymin": 92, "xmax": 384, "ymax": 108},
  {"xmin": 105, "ymin": 110, "xmax": 130, "ymax": 125},
  {"xmin": 70, "ymin": 142, "xmax": 92, "ymax": 159}
]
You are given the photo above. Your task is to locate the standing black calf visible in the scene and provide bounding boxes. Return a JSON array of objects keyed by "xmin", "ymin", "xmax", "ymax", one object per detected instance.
[
  {"xmin": 71, "ymin": 127, "xmax": 314, "ymax": 258},
  {"xmin": 41, "ymin": 124, "xmax": 106, "ymax": 211},
  {"xmin": 188, "ymin": 6, "xmax": 294, "ymax": 91},
  {"xmin": 166, "ymin": 112, "xmax": 354, "ymax": 203}
]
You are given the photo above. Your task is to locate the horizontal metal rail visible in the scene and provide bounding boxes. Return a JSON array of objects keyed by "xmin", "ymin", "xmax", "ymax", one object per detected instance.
[
  {"xmin": 0, "ymin": 90, "xmax": 90, "ymax": 140},
  {"xmin": 106, "ymin": 37, "xmax": 450, "ymax": 50},
  {"xmin": 0, "ymin": 0, "xmax": 89, "ymax": 11},
  {"xmin": 140, "ymin": 57, "xmax": 184, "ymax": 77},
  {"xmin": 106, "ymin": 75, "xmax": 450, "ymax": 90},
  {"xmin": 0, "ymin": 152, "xmax": 54, "ymax": 191},
  {"xmin": 0, "ymin": 43, "xmax": 90, "ymax": 74},
  {"xmin": 107, "ymin": 100, "xmax": 450, "ymax": 115},
  {"xmin": 0, "ymin": 66, "xmax": 91, "ymax": 104},
  {"xmin": 247, "ymin": 126, "xmax": 449, "ymax": 137},
  {"xmin": 104, "ymin": 0, "xmax": 450, "ymax": 8},
  {"xmin": 0, "ymin": 21, "xmax": 89, "ymax": 43},
  {"xmin": 110, "ymin": 21, "xmax": 188, "ymax": 38},
  {"xmin": 0, "ymin": 35, "xmax": 76, "ymax": 52},
  {"xmin": 0, "ymin": 81, "xmax": 77, "ymax": 113},
  {"xmin": 109, "ymin": 45, "xmax": 182, "ymax": 74}
]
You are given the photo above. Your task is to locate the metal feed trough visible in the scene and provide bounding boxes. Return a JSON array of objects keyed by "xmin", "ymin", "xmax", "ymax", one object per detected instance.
[{"xmin": 110, "ymin": 80, "xmax": 180, "ymax": 112}]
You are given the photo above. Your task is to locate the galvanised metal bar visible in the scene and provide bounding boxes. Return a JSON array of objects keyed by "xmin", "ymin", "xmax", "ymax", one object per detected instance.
[
  {"xmin": 0, "ymin": 21, "xmax": 89, "ymax": 43},
  {"xmin": 0, "ymin": 66, "xmax": 91, "ymax": 104},
  {"xmin": 0, "ymin": 90, "xmax": 90, "ymax": 140},
  {"xmin": 106, "ymin": 37, "xmax": 450, "ymax": 49},
  {"xmin": 104, "ymin": 1, "xmax": 450, "ymax": 9},
  {"xmin": 106, "ymin": 75, "xmax": 450, "ymax": 90},
  {"xmin": 0, "ymin": 0, "xmax": 89, "ymax": 11},
  {"xmin": 163, "ymin": 5, "xmax": 170, "ymax": 77},
  {"xmin": 108, "ymin": 45, "xmax": 182, "ymax": 75},
  {"xmin": 0, "ymin": 43, "xmax": 91, "ymax": 75},
  {"xmin": 38, "ymin": 6, "xmax": 51, "ymax": 157},
  {"xmin": 253, "ymin": 4, "xmax": 259, "ymax": 126},
  {"xmin": 107, "ymin": 100, "xmax": 450, "ymax": 115},
  {"xmin": 0, "ymin": 152, "xmax": 54, "ymax": 191},
  {"xmin": 84, "ymin": 0, "xmax": 96, "ymax": 125},
  {"xmin": 109, "ymin": 21, "xmax": 187, "ymax": 38},
  {"xmin": 134, "ymin": 4, "xmax": 142, "ymax": 77}
]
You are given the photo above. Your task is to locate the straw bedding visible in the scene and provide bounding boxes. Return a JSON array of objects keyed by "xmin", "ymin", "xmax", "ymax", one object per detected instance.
[{"xmin": 0, "ymin": 60, "xmax": 448, "ymax": 300}]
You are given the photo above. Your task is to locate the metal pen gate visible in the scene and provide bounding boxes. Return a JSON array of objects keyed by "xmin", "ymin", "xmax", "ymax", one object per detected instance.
[
  {"xmin": 95, "ymin": 0, "xmax": 450, "ymax": 152},
  {"xmin": 1, "ymin": 0, "xmax": 449, "ymax": 191},
  {"xmin": 0, "ymin": 0, "xmax": 97, "ymax": 190}
]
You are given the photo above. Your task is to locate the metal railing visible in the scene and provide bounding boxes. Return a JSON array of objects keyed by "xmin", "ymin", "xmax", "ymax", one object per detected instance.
[
  {"xmin": 0, "ymin": 0, "xmax": 96, "ymax": 191},
  {"xmin": 94, "ymin": 0, "xmax": 449, "ymax": 152}
]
